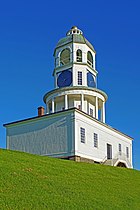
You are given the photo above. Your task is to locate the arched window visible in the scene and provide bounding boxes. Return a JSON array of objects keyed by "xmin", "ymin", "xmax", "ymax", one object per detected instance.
[
  {"xmin": 87, "ymin": 51, "xmax": 93, "ymax": 68},
  {"xmin": 76, "ymin": 49, "xmax": 82, "ymax": 62},
  {"xmin": 60, "ymin": 48, "xmax": 70, "ymax": 66}
]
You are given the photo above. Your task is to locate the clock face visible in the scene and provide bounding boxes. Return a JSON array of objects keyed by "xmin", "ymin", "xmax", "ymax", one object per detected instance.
[
  {"xmin": 57, "ymin": 69, "xmax": 72, "ymax": 88},
  {"xmin": 87, "ymin": 72, "xmax": 96, "ymax": 88}
]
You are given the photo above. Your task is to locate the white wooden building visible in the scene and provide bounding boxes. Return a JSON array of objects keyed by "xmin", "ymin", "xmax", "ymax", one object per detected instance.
[{"xmin": 4, "ymin": 26, "xmax": 133, "ymax": 168}]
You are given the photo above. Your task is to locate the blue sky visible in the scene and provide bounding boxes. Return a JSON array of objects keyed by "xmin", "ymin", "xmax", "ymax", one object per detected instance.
[{"xmin": 0, "ymin": 0, "xmax": 140, "ymax": 170}]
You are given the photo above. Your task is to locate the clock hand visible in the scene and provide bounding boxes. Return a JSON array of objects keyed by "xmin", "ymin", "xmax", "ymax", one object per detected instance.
[{"xmin": 62, "ymin": 78, "xmax": 66, "ymax": 86}]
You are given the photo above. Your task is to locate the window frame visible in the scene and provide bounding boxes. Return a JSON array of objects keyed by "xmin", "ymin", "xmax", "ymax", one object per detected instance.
[
  {"xmin": 80, "ymin": 127, "xmax": 85, "ymax": 143},
  {"xmin": 90, "ymin": 108, "xmax": 93, "ymax": 117},
  {"xmin": 94, "ymin": 133, "xmax": 98, "ymax": 148},
  {"xmin": 60, "ymin": 48, "xmax": 71, "ymax": 66},
  {"xmin": 76, "ymin": 49, "xmax": 82, "ymax": 62},
  {"xmin": 78, "ymin": 71, "xmax": 82, "ymax": 85},
  {"xmin": 126, "ymin": 147, "xmax": 129, "ymax": 158},
  {"xmin": 87, "ymin": 51, "xmax": 93, "ymax": 68},
  {"xmin": 78, "ymin": 104, "xmax": 81, "ymax": 110},
  {"xmin": 119, "ymin": 143, "xmax": 122, "ymax": 155}
]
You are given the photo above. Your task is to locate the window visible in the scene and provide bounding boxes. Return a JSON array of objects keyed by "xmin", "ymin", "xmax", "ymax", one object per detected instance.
[
  {"xmin": 78, "ymin": 71, "xmax": 82, "ymax": 85},
  {"xmin": 90, "ymin": 108, "xmax": 93, "ymax": 117},
  {"xmin": 119, "ymin": 144, "xmax": 122, "ymax": 155},
  {"xmin": 78, "ymin": 105, "xmax": 81, "ymax": 110},
  {"xmin": 126, "ymin": 147, "xmax": 129, "ymax": 158},
  {"xmin": 80, "ymin": 127, "xmax": 85, "ymax": 143},
  {"xmin": 60, "ymin": 48, "xmax": 70, "ymax": 66},
  {"xmin": 87, "ymin": 51, "xmax": 93, "ymax": 68},
  {"xmin": 94, "ymin": 133, "xmax": 98, "ymax": 148},
  {"xmin": 76, "ymin": 49, "xmax": 82, "ymax": 62}
]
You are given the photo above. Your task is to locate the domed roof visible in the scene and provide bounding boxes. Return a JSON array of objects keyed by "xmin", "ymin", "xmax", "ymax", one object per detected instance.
[{"xmin": 55, "ymin": 26, "xmax": 96, "ymax": 52}]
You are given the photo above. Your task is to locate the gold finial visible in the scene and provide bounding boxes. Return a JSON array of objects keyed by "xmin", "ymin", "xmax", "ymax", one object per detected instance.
[{"xmin": 71, "ymin": 26, "xmax": 78, "ymax": 30}]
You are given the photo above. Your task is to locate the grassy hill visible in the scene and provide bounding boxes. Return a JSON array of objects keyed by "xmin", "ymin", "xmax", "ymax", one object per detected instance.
[{"xmin": 0, "ymin": 149, "xmax": 140, "ymax": 210}]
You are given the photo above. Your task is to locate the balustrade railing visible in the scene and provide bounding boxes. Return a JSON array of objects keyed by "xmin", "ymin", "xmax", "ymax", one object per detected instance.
[{"xmin": 101, "ymin": 152, "xmax": 132, "ymax": 168}]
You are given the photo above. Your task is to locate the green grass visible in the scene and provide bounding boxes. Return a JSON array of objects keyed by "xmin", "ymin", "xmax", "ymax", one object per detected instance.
[{"xmin": 0, "ymin": 149, "xmax": 140, "ymax": 210}]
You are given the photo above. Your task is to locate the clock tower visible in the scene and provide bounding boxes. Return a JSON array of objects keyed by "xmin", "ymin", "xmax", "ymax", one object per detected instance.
[
  {"xmin": 44, "ymin": 26, "xmax": 107, "ymax": 123},
  {"xmin": 4, "ymin": 26, "xmax": 133, "ymax": 168},
  {"xmin": 53, "ymin": 26, "xmax": 97, "ymax": 88}
]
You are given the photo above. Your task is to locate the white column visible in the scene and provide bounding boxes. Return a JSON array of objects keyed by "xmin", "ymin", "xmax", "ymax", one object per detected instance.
[
  {"xmin": 64, "ymin": 94, "xmax": 68, "ymax": 109},
  {"xmin": 101, "ymin": 101, "xmax": 105, "ymax": 123},
  {"xmin": 52, "ymin": 98, "xmax": 54, "ymax": 113},
  {"xmin": 95, "ymin": 96, "xmax": 98, "ymax": 119},
  {"xmin": 81, "ymin": 94, "xmax": 84, "ymax": 111}
]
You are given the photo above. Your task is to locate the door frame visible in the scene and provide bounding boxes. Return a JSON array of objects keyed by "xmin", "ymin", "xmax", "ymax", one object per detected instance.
[{"xmin": 107, "ymin": 143, "xmax": 112, "ymax": 159}]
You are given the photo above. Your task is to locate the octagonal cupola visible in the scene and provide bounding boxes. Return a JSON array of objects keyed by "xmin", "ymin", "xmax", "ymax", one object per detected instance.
[{"xmin": 53, "ymin": 26, "xmax": 98, "ymax": 89}]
